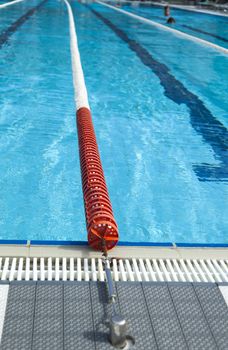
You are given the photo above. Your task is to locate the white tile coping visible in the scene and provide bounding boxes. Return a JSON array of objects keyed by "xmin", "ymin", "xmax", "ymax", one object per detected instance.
[{"xmin": 0, "ymin": 244, "xmax": 228, "ymax": 259}]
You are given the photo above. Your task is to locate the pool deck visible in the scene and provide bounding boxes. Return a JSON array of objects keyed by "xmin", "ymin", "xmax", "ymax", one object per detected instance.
[
  {"xmin": 0, "ymin": 244, "xmax": 228, "ymax": 349},
  {"xmin": 0, "ymin": 280, "xmax": 228, "ymax": 349}
]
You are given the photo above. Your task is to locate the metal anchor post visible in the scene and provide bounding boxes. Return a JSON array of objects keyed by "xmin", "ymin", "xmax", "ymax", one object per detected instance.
[{"xmin": 102, "ymin": 241, "xmax": 127, "ymax": 349}]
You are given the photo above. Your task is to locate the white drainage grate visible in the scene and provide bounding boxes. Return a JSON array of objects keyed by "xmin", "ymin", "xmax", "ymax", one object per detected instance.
[{"xmin": 0, "ymin": 257, "xmax": 228, "ymax": 283}]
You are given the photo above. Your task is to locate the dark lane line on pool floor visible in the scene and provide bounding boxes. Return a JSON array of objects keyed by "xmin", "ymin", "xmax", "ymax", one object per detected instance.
[
  {"xmin": 148, "ymin": 15, "xmax": 228, "ymax": 44},
  {"xmin": 0, "ymin": 0, "xmax": 48, "ymax": 49},
  {"xmin": 88, "ymin": 6, "xmax": 228, "ymax": 182},
  {"xmin": 126, "ymin": 9, "xmax": 228, "ymax": 44},
  {"xmin": 182, "ymin": 25, "xmax": 228, "ymax": 44}
]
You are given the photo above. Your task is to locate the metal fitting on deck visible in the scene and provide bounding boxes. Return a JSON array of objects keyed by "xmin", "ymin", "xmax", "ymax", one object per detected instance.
[
  {"xmin": 102, "ymin": 251, "xmax": 128, "ymax": 348},
  {"xmin": 110, "ymin": 314, "xmax": 127, "ymax": 349}
]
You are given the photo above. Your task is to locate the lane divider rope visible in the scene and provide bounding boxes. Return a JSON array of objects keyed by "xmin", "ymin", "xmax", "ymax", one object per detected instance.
[
  {"xmin": 63, "ymin": 0, "xmax": 119, "ymax": 251},
  {"xmin": 97, "ymin": 0, "xmax": 228, "ymax": 18},
  {"xmin": 63, "ymin": 0, "xmax": 89, "ymax": 109},
  {"xmin": 98, "ymin": 1, "xmax": 228, "ymax": 43},
  {"xmin": 96, "ymin": 0, "xmax": 228, "ymax": 54},
  {"xmin": 0, "ymin": 0, "xmax": 26, "ymax": 9},
  {"xmin": 150, "ymin": 1, "xmax": 228, "ymax": 18}
]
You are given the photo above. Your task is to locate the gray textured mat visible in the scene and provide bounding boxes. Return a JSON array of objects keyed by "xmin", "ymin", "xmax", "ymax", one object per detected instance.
[{"xmin": 0, "ymin": 282, "xmax": 227, "ymax": 350}]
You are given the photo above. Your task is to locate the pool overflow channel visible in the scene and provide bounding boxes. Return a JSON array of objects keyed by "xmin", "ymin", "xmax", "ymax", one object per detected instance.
[{"xmin": 64, "ymin": 0, "xmax": 131, "ymax": 347}]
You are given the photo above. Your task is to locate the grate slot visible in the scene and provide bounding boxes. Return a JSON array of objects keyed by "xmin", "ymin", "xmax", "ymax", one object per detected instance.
[{"xmin": 0, "ymin": 257, "xmax": 228, "ymax": 282}]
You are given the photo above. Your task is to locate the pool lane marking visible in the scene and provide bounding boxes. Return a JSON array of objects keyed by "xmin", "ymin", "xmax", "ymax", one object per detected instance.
[
  {"xmin": 63, "ymin": 0, "xmax": 90, "ymax": 110},
  {"xmin": 182, "ymin": 25, "xmax": 228, "ymax": 44},
  {"xmin": 96, "ymin": 1, "xmax": 228, "ymax": 55},
  {"xmin": 0, "ymin": 0, "xmax": 26, "ymax": 9},
  {"xmin": 0, "ymin": 0, "xmax": 48, "ymax": 49},
  {"xmin": 88, "ymin": 6, "xmax": 228, "ymax": 182}
]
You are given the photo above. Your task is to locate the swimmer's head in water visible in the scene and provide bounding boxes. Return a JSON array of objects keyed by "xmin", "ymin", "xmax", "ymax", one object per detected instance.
[{"xmin": 167, "ymin": 17, "xmax": 176, "ymax": 24}]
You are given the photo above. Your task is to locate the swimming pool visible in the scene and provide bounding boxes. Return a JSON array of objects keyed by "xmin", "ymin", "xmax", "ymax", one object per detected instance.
[{"xmin": 0, "ymin": 0, "xmax": 227, "ymax": 244}]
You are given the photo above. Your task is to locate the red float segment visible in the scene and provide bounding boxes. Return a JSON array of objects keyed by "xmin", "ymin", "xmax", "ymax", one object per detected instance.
[{"xmin": 76, "ymin": 107, "xmax": 119, "ymax": 251}]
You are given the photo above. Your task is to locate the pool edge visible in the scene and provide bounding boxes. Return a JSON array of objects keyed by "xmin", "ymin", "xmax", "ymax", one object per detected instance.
[{"xmin": 0, "ymin": 241, "xmax": 227, "ymax": 260}]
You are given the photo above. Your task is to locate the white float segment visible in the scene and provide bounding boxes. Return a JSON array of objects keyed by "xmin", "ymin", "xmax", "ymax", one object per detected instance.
[
  {"xmin": 219, "ymin": 286, "xmax": 228, "ymax": 307},
  {"xmin": 0, "ymin": 0, "xmax": 26, "ymax": 9},
  {"xmin": 150, "ymin": 2, "xmax": 228, "ymax": 18},
  {"xmin": 100, "ymin": 0, "xmax": 228, "ymax": 17},
  {"xmin": 0, "ymin": 285, "xmax": 9, "ymax": 344},
  {"xmin": 63, "ymin": 0, "xmax": 90, "ymax": 110},
  {"xmin": 96, "ymin": 1, "xmax": 228, "ymax": 55}
]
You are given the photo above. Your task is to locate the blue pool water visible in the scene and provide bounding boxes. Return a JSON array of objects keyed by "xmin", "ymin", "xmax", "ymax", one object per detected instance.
[
  {"xmin": 124, "ymin": 3, "xmax": 228, "ymax": 49},
  {"xmin": 0, "ymin": 0, "xmax": 227, "ymax": 244}
]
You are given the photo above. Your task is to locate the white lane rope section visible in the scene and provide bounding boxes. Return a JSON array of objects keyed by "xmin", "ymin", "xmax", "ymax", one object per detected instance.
[
  {"xmin": 96, "ymin": 1, "xmax": 228, "ymax": 55},
  {"xmin": 97, "ymin": 0, "xmax": 228, "ymax": 17},
  {"xmin": 0, "ymin": 0, "xmax": 26, "ymax": 9},
  {"xmin": 150, "ymin": 2, "xmax": 228, "ymax": 18},
  {"xmin": 63, "ymin": 0, "xmax": 90, "ymax": 110},
  {"xmin": 0, "ymin": 285, "xmax": 9, "ymax": 344}
]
